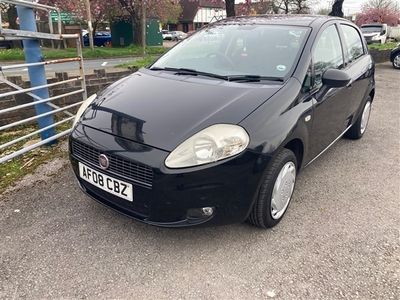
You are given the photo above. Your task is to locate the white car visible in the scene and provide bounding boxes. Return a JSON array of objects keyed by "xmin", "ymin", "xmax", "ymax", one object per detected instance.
[
  {"xmin": 162, "ymin": 30, "xmax": 173, "ymax": 40},
  {"xmin": 361, "ymin": 24, "xmax": 387, "ymax": 44},
  {"xmin": 171, "ymin": 31, "xmax": 188, "ymax": 41}
]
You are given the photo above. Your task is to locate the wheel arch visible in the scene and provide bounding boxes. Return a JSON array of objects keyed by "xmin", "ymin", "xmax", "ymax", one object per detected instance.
[
  {"xmin": 369, "ymin": 88, "xmax": 375, "ymax": 102},
  {"xmin": 283, "ymin": 138, "xmax": 304, "ymax": 170}
]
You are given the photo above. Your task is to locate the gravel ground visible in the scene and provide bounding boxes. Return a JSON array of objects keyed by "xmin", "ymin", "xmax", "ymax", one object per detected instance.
[{"xmin": 0, "ymin": 63, "xmax": 399, "ymax": 300}]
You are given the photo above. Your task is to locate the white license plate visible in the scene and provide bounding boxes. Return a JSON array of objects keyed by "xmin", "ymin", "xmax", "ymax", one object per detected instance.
[{"xmin": 78, "ymin": 162, "xmax": 133, "ymax": 202}]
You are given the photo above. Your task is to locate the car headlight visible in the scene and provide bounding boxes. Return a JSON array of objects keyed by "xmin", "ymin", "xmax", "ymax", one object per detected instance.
[
  {"xmin": 165, "ymin": 124, "xmax": 249, "ymax": 169},
  {"xmin": 72, "ymin": 94, "xmax": 97, "ymax": 128}
]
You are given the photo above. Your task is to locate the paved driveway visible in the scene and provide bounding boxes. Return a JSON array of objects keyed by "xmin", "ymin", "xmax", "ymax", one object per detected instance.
[{"xmin": 0, "ymin": 63, "xmax": 399, "ymax": 299}]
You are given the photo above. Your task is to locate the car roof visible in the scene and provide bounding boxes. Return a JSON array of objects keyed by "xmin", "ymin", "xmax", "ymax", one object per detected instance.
[{"xmin": 214, "ymin": 14, "xmax": 347, "ymax": 28}]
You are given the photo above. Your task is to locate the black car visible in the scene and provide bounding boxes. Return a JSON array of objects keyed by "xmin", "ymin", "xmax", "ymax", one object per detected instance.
[
  {"xmin": 69, "ymin": 15, "xmax": 375, "ymax": 228},
  {"xmin": 390, "ymin": 43, "xmax": 400, "ymax": 69}
]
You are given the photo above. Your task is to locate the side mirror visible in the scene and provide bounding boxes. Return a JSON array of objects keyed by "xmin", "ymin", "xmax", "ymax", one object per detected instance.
[
  {"xmin": 316, "ymin": 69, "xmax": 351, "ymax": 101},
  {"xmin": 322, "ymin": 69, "xmax": 351, "ymax": 88},
  {"xmin": 382, "ymin": 30, "xmax": 386, "ymax": 35}
]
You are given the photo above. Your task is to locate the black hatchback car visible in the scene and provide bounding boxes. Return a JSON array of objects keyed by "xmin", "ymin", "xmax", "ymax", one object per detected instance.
[{"xmin": 69, "ymin": 15, "xmax": 375, "ymax": 228}]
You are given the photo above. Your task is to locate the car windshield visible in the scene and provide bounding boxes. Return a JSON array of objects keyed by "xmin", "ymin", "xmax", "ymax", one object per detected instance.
[
  {"xmin": 151, "ymin": 24, "xmax": 309, "ymax": 78},
  {"xmin": 361, "ymin": 26, "xmax": 383, "ymax": 33}
]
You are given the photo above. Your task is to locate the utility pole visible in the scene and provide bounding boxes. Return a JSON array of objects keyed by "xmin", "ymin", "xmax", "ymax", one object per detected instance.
[
  {"xmin": 85, "ymin": 0, "xmax": 94, "ymax": 50},
  {"xmin": 141, "ymin": 0, "xmax": 146, "ymax": 56}
]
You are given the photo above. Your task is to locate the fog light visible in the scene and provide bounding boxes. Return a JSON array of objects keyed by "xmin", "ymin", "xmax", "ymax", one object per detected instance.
[
  {"xmin": 187, "ymin": 207, "xmax": 215, "ymax": 219},
  {"xmin": 202, "ymin": 207, "xmax": 214, "ymax": 216}
]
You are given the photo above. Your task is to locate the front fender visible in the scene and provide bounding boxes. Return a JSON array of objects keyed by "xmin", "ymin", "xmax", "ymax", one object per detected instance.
[{"xmin": 240, "ymin": 78, "xmax": 313, "ymax": 168}]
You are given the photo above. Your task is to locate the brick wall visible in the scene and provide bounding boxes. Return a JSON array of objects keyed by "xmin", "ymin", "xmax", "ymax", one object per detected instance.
[{"xmin": 0, "ymin": 69, "xmax": 135, "ymax": 126}]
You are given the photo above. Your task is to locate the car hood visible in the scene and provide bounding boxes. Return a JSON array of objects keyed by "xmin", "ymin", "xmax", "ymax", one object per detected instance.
[{"xmin": 81, "ymin": 69, "xmax": 284, "ymax": 151}]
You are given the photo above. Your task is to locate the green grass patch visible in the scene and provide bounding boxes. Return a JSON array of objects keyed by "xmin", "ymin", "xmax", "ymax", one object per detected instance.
[
  {"xmin": 368, "ymin": 42, "xmax": 398, "ymax": 51},
  {"xmin": 116, "ymin": 55, "xmax": 159, "ymax": 69},
  {"xmin": 0, "ymin": 45, "xmax": 167, "ymax": 61},
  {"xmin": 0, "ymin": 119, "xmax": 72, "ymax": 194}
]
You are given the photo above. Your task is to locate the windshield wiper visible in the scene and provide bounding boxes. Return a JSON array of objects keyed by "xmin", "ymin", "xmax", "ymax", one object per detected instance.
[
  {"xmin": 148, "ymin": 68, "xmax": 284, "ymax": 83},
  {"xmin": 227, "ymin": 75, "xmax": 284, "ymax": 82},
  {"xmin": 149, "ymin": 67, "xmax": 228, "ymax": 80}
]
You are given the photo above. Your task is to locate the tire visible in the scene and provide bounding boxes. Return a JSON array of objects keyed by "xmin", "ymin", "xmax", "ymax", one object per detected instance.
[
  {"xmin": 345, "ymin": 97, "xmax": 372, "ymax": 140},
  {"xmin": 392, "ymin": 53, "xmax": 400, "ymax": 69},
  {"xmin": 248, "ymin": 148, "xmax": 297, "ymax": 228}
]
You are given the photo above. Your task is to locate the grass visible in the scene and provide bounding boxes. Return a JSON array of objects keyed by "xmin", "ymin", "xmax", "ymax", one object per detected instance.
[
  {"xmin": 368, "ymin": 42, "xmax": 398, "ymax": 51},
  {"xmin": 0, "ymin": 119, "xmax": 71, "ymax": 194},
  {"xmin": 0, "ymin": 45, "xmax": 167, "ymax": 61},
  {"xmin": 116, "ymin": 55, "xmax": 159, "ymax": 69}
]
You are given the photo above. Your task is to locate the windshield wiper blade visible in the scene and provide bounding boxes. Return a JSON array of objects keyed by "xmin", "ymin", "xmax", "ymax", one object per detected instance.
[
  {"xmin": 227, "ymin": 75, "xmax": 284, "ymax": 82},
  {"xmin": 148, "ymin": 67, "xmax": 228, "ymax": 80}
]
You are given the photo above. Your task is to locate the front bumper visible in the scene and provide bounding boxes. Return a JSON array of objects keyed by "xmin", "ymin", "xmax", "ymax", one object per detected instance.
[{"xmin": 69, "ymin": 125, "xmax": 269, "ymax": 227}]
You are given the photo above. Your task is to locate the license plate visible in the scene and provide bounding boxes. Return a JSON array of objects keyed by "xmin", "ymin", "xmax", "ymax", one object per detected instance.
[{"xmin": 78, "ymin": 162, "xmax": 133, "ymax": 202}]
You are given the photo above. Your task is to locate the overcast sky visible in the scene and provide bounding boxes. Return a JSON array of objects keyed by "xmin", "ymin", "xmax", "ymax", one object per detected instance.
[{"xmin": 315, "ymin": 0, "xmax": 400, "ymax": 15}]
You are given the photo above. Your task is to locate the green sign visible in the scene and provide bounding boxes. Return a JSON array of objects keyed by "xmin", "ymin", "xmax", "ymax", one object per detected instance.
[{"xmin": 50, "ymin": 12, "xmax": 76, "ymax": 24}]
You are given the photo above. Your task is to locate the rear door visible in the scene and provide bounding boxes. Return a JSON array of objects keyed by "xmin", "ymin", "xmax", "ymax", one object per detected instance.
[{"xmin": 338, "ymin": 23, "xmax": 372, "ymax": 120}]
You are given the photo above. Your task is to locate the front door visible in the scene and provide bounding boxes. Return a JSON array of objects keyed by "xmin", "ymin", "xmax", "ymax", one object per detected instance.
[{"xmin": 308, "ymin": 24, "xmax": 350, "ymax": 160}]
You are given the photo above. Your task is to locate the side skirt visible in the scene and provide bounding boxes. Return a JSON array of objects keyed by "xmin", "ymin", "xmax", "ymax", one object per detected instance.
[{"xmin": 304, "ymin": 125, "xmax": 352, "ymax": 168}]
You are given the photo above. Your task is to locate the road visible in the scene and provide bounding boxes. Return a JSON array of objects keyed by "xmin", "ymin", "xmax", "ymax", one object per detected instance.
[
  {"xmin": 0, "ymin": 63, "xmax": 399, "ymax": 299},
  {"xmin": 1, "ymin": 57, "xmax": 135, "ymax": 77},
  {"xmin": 1, "ymin": 41, "xmax": 177, "ymax": 78}
]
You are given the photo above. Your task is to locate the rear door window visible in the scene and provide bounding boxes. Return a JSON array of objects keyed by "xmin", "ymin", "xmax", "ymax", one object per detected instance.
[{"xmin": 340, "ymin": 25, "xmax": 364, "ymax": 63}]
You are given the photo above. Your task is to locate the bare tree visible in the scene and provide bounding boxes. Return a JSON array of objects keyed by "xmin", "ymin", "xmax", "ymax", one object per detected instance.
[
  {"xmin": 292, "ymin": 0, "xmax": 310, "ymax": 13},
  {"xmin": 226, "ymin": 0, "xmax": 235, "ymax": 17},
  {"xmin": 277, "ymin": 0, "xmax": 293, "ymax": 14},
  {"xmin": 329, "ymin": 0, "xmax": 344, "ymax": 17},
  {"xmin": 273, "ymin": 0, "xmax": 313, "ymax": 14},
  {"xmin": 364, "ymin": 0, "xmax": 398, "ymax": 9}
]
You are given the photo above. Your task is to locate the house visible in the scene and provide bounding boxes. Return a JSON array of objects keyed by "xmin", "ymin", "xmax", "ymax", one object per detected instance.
[{"xmin": 167, "ymin": 0, "xmax": 226, "ymax": 32}]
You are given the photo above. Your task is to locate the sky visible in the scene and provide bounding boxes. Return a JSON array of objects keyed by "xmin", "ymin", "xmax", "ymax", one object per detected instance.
[
  {"xmin": 315, "ymin": 0, "xmax": 366, "ymax": 15},
  {"xmin": 315, "ymin": 0, "xmax": 400, "ymax": 15}
]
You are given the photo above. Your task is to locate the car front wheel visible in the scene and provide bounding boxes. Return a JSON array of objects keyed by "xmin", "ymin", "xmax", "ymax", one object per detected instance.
[{"xmin": 248, "ymin": 148, "xmax": 297, "ymax": 228}]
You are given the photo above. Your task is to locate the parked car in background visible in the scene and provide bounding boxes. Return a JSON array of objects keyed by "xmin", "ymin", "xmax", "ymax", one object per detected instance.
[
  {"xmin": 360, "ymin": 24, "xmax": 388, "ymax": 44},
  {"xmin": 70, "ymin": 15, "xmax": 375, "ymax": 229},
  {"xmin": 390, "ymin": 43, "xmax": 400, "ymax": 69},
  {"xmin": 83, "ymin": 31, "xmax": 112, "ymax": 47},
  {"xmin": 171, "ymin": 31, "xmax": 188, "ymax": 41},
  {"xmin": 162, "ymin": 30, "xmax": 173, "ymax": 40}
]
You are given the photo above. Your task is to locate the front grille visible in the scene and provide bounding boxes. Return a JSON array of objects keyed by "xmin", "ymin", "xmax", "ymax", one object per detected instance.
[{"xmin": 71, "ymin": 140, "xmax": 153, "ymax": 187}]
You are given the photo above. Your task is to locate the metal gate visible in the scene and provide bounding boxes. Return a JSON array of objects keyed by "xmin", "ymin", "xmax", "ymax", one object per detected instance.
[{"xmin": 0, "ymin": 0, "xmax": 87, "ymax": 164}]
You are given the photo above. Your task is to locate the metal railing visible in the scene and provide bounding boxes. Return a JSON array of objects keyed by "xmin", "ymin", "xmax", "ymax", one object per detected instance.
[{"xmin": 0, "ymin": 0, "xmax": 87, "ymax": 164}]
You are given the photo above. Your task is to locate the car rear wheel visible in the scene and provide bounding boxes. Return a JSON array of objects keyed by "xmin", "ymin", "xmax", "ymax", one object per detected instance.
[
  {"xmin": 248, "ymin": 148, "xmax": 297, "ymax": 228},
  {"xmin": 393, "ymin": 53, "xmax": 400, "ymax": 69},
  {"xmin": 345, "ymin": 97, "xmax": 372, "ymax": 139}
]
